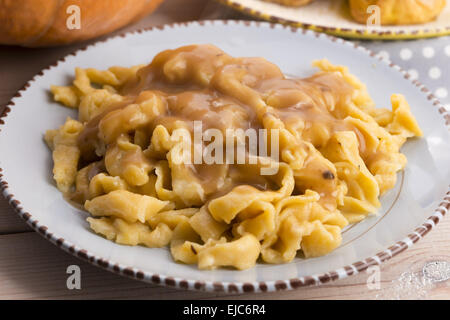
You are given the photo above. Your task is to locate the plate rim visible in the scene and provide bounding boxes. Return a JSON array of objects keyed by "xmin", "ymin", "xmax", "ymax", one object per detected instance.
[
  {"xmin": 218, "ymin": 0, "xmax": 450, "ymax": 40},
  {"xmin": 0, "ymin": 19, "xmax": 449, "ymax": 293}
]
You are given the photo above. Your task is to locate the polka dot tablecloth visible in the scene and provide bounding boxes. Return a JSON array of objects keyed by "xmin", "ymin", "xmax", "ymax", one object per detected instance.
[{"xmin": 360, "ymin": 37, "xmax": 450, "ymax": 111}]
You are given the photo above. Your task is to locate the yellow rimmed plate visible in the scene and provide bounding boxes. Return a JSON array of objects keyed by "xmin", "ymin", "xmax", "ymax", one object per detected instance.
[{"xmin": 219, "ymin": 0, "xmax": 450, "ymax": 39}]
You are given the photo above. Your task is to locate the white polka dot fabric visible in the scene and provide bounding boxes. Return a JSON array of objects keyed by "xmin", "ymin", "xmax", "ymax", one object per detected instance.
[{"xmin": 360, "ymin": 37, "xmax": 450, "ymax": 111}]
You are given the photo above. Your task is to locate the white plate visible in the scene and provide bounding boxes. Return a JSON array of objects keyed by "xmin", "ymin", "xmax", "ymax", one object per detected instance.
[
  {"xmin": 0, "ymin": 20, "xmax": 449, "ymax": 293},
  {"xmin": 220, "ymin": 0, "xmax": 450, "ymax": 39}
]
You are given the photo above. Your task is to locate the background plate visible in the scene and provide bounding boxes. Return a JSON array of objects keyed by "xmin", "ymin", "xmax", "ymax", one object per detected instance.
[
  {"xmin": 219, "ymin": 0, "xmax": 450, "ymax": 39},
  {"xmin": 0, "ymin": 20, "xmax": 449, "ymax": 292}
]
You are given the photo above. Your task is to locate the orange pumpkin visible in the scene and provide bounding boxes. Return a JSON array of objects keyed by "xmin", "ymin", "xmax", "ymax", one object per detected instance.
[{"xmin": 0, "ymin": 0, "xmax": 165, "ymax": 47}]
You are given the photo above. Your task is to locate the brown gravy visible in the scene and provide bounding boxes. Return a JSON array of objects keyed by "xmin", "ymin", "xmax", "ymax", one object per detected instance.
[{"xmin": 77, "ymin": 44, "xmax": 365, "ymax": 204}]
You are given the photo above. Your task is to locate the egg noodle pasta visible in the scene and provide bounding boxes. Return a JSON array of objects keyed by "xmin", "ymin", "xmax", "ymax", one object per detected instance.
[{"xmin": 45, "ymin": 44, "xmax": 422, "ymax": 270}]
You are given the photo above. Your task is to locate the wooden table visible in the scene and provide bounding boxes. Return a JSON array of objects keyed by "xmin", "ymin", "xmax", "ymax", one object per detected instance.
[{"xmin": 0, "ymin": 0, "xmax": 449, "ymax": 300}]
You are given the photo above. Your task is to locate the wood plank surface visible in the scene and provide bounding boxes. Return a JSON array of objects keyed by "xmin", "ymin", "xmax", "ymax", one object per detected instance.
[
  {"xmin": 0, "ymin": 222, "xmax": 448, "ymax": 300},
  {"xmin": 0, "ymin": 201, "xmax": 31, "ymax": 234},
  {"xmin": 0, "ymin": 0, "xmax": 448, "ymax": 299}
]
